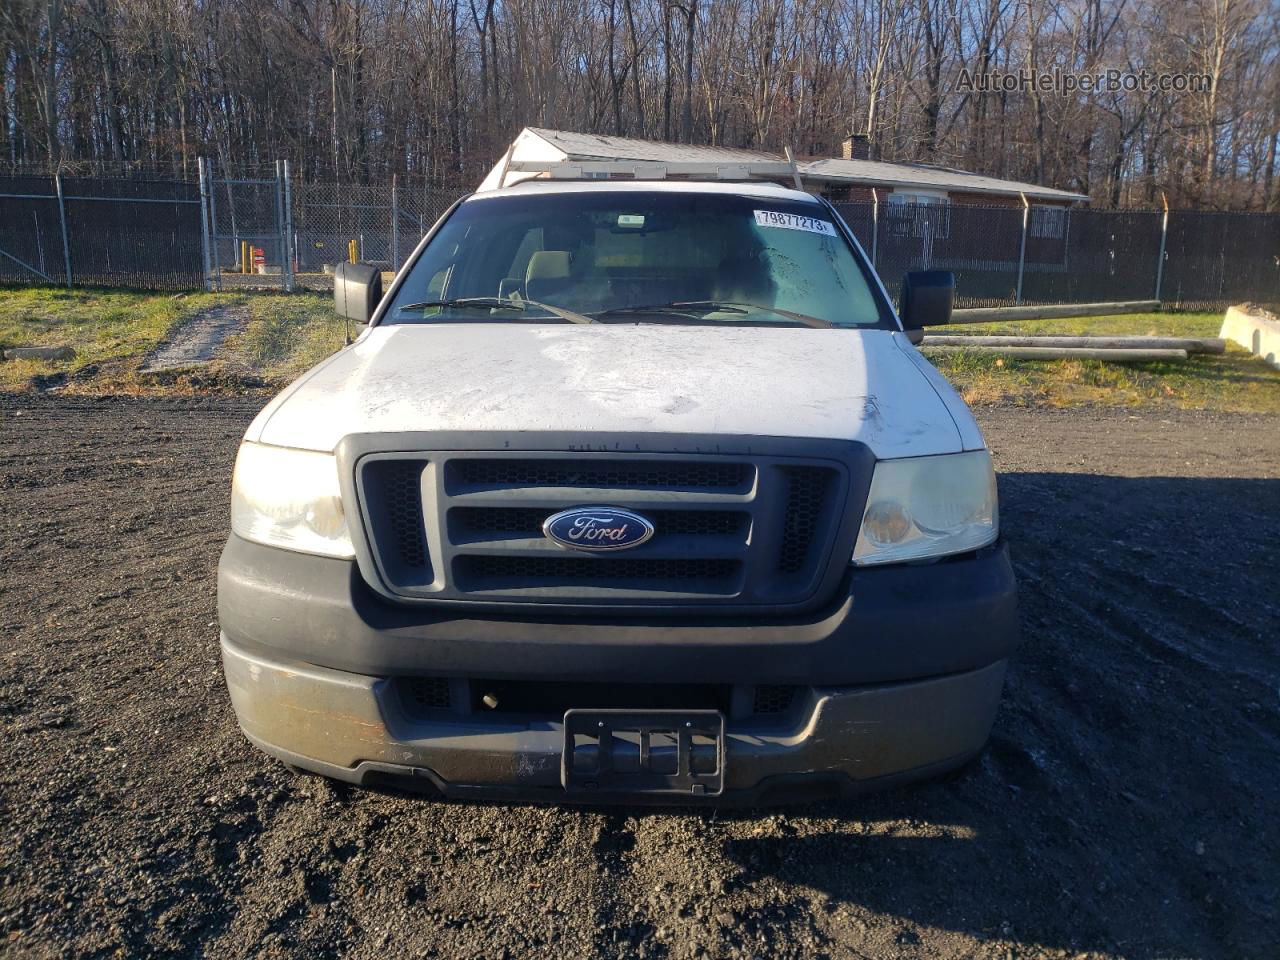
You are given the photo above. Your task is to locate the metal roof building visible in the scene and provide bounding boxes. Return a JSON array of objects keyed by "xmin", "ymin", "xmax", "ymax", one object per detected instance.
[
  {"xmin": 801, "ymin": 156, "xmax": 1087, "ymax": 205},
  {"xmin": 481, "ymin": 127, "xmax": 1089, "ymax": 206}
]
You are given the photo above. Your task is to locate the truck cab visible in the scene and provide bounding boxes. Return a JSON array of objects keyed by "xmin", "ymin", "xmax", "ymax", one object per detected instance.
[{"xmin": 218, "ymin": 168, "xmax": 1018, "ymax": 804}]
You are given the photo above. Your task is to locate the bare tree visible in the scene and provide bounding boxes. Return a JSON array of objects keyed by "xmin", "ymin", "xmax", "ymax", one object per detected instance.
[{"xmin": 0, "ymin": 0, "xmax": 1275, "ymax": 210}]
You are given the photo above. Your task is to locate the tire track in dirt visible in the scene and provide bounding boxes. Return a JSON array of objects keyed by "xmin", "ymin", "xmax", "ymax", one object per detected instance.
[{"xmin": 140, "ymin": 305, "xmax": 251, "ymax": 373}]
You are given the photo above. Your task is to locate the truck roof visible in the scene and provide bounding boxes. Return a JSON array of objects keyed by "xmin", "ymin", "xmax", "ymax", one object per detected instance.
[{"xmin": 468, "ymin": 178, "xmax": 821, "ymax": 204}]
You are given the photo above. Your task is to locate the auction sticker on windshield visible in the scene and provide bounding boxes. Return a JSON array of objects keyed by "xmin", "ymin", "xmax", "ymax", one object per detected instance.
[{"xmin": 754, "ymin": 210, "xmax": 838, "ymax": 236}]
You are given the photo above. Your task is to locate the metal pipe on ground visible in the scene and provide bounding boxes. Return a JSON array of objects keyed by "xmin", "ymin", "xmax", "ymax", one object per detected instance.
[
  {"xmin": 947, "ymin": 301, "xmax": 1161, "ymax": 325},
  {"xmin": 922, "ymin": 346, "xmax": 1189, "ymax": 362},
  {"xmin": 923, "ymin": 335, "xmax": 1224, "ymax": 354}
]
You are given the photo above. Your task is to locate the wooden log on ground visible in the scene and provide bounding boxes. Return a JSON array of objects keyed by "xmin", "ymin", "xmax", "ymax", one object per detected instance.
[
  {"xmin": 923, "ymin": 335, "xmax": 1224, "ymax": 354},
  {"xmin": 923, "ymin": 345, "xmax": 1189, "ymax": 362},
  {"xmin": 947, "ymin": 300, "xmax": 1160, "ymax": 325}
]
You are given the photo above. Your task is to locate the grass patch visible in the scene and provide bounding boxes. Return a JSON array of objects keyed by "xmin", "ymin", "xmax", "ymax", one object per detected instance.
[
  {"xmin": 0, "ymin": 286, "xmax": 343, "ymax": 395},
  {"xmin": 218, "ymin": 293, "xmax": 344, "ymax": 383},
  {"xmin": 925, "ymin": 312, "xmax": 1280, "ymax": 413},
  {"xmin": 0, "ymin": 286, "xmax": 219, "ymax": 393}
]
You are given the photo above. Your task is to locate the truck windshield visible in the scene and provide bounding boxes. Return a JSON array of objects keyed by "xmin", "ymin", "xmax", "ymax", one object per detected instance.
[{"xmin": 382, "ymin": 190, "xmax": 891, "ymax": 329}]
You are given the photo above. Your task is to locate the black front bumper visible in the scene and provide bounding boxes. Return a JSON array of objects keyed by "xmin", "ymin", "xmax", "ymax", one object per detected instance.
[
  {"xmin": 218, "ymin": 535, "xmax": 1018, "ymax": 802},
  {"xmin": 217, "ymin": 534, "xmax": 1018, "ymax": 687}
]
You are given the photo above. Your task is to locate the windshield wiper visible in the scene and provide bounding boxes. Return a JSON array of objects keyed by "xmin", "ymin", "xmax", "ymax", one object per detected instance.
[
  {"xmin": 396, "ymin": 297, "xmax": 593, "ymax": 324},
  {"xmin": 592, "ymin": 301, "xmax": 747, "ymax": 318},
  {"xmin": 592, "ymin": 300, "xmax": 830, "ymax": 328},
  {"xmin": 397, "ymin": 297, "xmax": 525, "ymax": 312}
]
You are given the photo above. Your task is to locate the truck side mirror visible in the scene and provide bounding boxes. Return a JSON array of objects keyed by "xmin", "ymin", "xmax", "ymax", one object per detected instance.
[
  {"xmin": 334, "ymin": 261, "xmax": 382, "ymax": 326},
  {"xmin": 899, "ymin": 270, "xmax": 954, "ymax": 333}
]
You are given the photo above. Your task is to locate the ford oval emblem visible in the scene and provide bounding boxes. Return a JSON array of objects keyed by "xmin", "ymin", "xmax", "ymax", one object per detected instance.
[{"xmin": 543, "ymin": 507, "xmax": 655, "ymax": 552}]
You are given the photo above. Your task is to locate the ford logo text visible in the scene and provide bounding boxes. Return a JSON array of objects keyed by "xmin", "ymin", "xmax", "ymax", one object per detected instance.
[{"xmin": 542, "ymin": 507, "xmax": 655, "ymax": 552}]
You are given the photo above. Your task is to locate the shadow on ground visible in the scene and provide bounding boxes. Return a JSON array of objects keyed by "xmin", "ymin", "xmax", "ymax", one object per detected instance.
[{"xmin": 710, "ymin": 471, "xmax": 1279, "ymax": 958}]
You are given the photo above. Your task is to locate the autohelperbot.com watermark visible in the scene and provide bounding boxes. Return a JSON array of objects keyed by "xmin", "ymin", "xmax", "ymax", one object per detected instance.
[{"xmin": 957, "ymin": 67, "xmax": 1211, "ymax": 96}]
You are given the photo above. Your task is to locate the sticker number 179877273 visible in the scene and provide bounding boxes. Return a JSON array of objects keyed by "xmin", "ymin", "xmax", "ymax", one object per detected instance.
[{"xmin": 753, "ymin": 210, "xmax": 838, "ymax": 236}]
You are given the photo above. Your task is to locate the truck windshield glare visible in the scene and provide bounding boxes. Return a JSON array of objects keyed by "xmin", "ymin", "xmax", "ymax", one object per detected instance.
[{"xmin": 383, "ymin": 191, "xmax": 890, "ymax": 328}]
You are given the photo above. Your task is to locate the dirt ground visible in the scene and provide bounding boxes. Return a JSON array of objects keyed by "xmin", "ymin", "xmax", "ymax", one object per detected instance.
[{"xmin": 0, "ymin": 395, "xmax": 1277, "ymax": 959}]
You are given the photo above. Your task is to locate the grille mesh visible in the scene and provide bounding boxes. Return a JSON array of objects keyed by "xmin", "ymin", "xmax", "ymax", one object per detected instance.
[
  {"xmin": 454, "ymin": 506, "xmax": 551, "ymax": 534},
  {"xmin": 455, "ymin": 459, "xmax": 748, "ymax": 490},
  {"xmin": 457, "ymin": 555, "xmax": 739, "ymax": 584},
  {"xmin": 655, "ymin": 511, "xmax": 745, "ymax": 537},
  {"xmin": 383, "ymin": 462, "xmax": 427, "ymax": 568},
  {"xmin": 778, "ymin": 467, "xmax": 832, "ymax": 574},
  {"xmin": 753, "ymin": 685, "xmax": 798, "ymax": 715},
  {"xmin": 405, "ymin": 677, "xmax": 451, "ymax": 711}
]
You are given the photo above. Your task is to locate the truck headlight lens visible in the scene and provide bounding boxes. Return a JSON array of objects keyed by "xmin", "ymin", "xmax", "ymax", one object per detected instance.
[
  {"xmin": 852, "ymin": 450, "xmax": 997, "ymax": 566},
  {"xmin": 230, "ymin": 442, "xmax": 355, "ymax": 558}
]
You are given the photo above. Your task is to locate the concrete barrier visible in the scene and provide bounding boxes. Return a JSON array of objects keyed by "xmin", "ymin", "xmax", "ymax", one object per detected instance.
[{"xmin": 1220, "ymin": 305, "xmax": 1280, "ymax": 370}]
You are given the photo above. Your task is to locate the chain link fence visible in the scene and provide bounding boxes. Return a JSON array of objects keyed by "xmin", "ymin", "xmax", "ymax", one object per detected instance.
[
  {"xmin": 2, "ymin": 165, "xmax": 1277, "ymax": 311},
  {"xmin": 288, "ymin": 181, "xmax": 460, "ymax": 288},
  {"xmin": 1162, "ymin": 210, "xmax": 1280, "ymax": 308},
  {"xmin": 206, "ymin": 163, "xmax": 292, "ymax": 291},
  {"xmin": 0, "ymin": 175, "xmax": 202, "ymax": 290},
  {"xmin": 833, "ymin": 200, "xmax": 1279, "ymax": 310}
]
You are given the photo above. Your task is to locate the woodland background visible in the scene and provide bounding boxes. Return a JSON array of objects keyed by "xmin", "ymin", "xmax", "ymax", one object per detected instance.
[{"xmin": 1, "ymin": 0, "xmax": 1278, "ymax": 209}]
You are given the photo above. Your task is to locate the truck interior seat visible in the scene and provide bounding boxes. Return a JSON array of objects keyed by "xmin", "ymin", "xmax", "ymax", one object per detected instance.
[{"xmin": 525, "ymin": 250, "xmax": 572, "ymax": 302}]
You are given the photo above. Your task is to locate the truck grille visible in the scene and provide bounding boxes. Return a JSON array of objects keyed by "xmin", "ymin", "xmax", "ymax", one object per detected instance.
[
  {"xmin": 354, "ymin": 448, "xmax": 852, "ymax": 610},
  {"xmin": 456, "ymin": 459, "xmax": 747, "ymax": 490}
]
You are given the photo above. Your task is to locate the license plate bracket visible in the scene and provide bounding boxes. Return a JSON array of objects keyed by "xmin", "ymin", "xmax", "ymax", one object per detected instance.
[{"xmin": 562, "ymin": 709, "xmax": 725, "ymax": 797}]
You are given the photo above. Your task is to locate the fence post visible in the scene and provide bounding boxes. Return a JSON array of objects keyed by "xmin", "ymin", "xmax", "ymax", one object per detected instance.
[
  {"xmin": 870, "ymin": 188, "xmax": 879, "ymax": 268},
  {"xmin": 197, "ymin": 158, "xmax": 214, "ymax": 291},
  {"xmin": 1153, "ymin": 192, "xmax": 1169, "ymax": 304},
  {"xmin": 1015, "ymin": 191, "xmax": 1029, "ymax": 304},
  {"xmin": 282, "ymin": 159, "xmax": 295, "ymax": 292},
  {"xmin": 53, "ymin": 173, "xmax": 73, "ymax": 288},
  {"xmin": 273, "ymin": 161, "xmax": 287, "ymax": 291},
  {"xmin": 206, "ymin": 157, "xmax": 223, "ymax": 291},
  {"xmin": 391, "ymin": 174, "xmax": 400, "ymax": 272}
]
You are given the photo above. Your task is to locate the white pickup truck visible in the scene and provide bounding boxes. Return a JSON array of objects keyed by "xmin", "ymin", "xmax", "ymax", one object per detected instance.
[{"xmin": 218, "ymin": 169, "xmax": 1018, "ymax": 804}]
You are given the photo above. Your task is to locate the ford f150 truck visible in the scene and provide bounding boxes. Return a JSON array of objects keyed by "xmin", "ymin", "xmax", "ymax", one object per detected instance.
[{"xmin": 218, "ymin": 165, "xmax": 1018, "ymax": 804}]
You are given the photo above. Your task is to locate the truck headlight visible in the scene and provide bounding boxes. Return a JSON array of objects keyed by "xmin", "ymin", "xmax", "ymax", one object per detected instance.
[
  {"xmin": 852, "ymin": 450, "xmax": 997, "ymax": 566},
  {"xmin": 230, "ymin": 442, "xmax": 355, "ymax": 558}
]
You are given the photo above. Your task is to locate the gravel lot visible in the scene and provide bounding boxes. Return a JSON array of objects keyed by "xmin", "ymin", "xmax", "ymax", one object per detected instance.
[{"xmin": 1, "ymin": 395, "xmax": 1277, "ymax": 959}]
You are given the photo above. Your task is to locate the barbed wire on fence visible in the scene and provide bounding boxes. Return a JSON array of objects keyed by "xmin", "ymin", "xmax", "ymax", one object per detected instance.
[{"xmin": 1, "ymin": 165, "xmax": 1277, "ymax": 309}]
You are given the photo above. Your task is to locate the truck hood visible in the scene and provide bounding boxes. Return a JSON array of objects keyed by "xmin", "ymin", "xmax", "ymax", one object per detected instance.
[{"xmin": 248, "ymin": 323, "xmax": 971, "ymax": 458}]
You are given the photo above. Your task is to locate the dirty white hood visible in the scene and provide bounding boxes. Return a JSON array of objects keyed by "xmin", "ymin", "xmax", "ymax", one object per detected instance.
[{"xmin": 248, "ymin": 323, "xmax": 974, "ymax": 458}]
